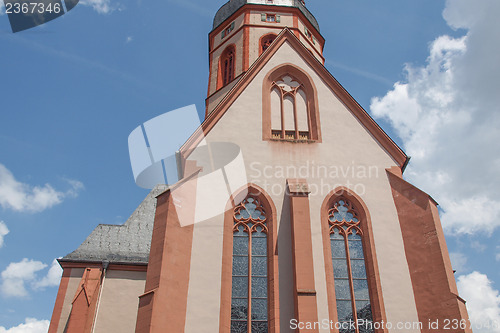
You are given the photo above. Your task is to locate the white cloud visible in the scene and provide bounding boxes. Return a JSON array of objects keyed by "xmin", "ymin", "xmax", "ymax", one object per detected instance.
[
  {"xmin": 0, "ymin": 259, "xmax": 47, "ymax": 298},
  {"xmin": 64, "ymin": 178, "xmax": 85, "ymax": 198},
  {"xmin": 0, "ymin": 318, "xmax": 50, "ymax": 333},
  {"xmin": 0, "ymin": 221, "xmax": 9, "ymax": 248},
  {"xmin": 496, "ymin": 247, "xmax": 500, "ymax": 262},
  {"xmin": 370, "ymin": 0, "xmax": 500, "ymax": 235},
  {"xmin": 457, "ymin": 272, "xmax": 500, "ymax": 333},
  {"xmin": 0, "ymin": 258, "xmax": 63, "ymax": 298},
  {"xmin": 449, "ymin": 252, "xmax": 468, "ymax": 272},
  {"xmin": 471, "ymin": 241, "xmax": 487, "ymax": 253},
  {"xmin": 33, "ymin": 259, "xmax": 62, "ymax": 290},
  {"xmin": 79, "ymin": 0, "xmax": 114, "ymax": 14},
  {"xmin": 126, "ymin": 36, "xmax": 133, "ymax": 43},
  {"xmin": 0, "ymin": 164, "xmax": 83, "ymax": 213}
]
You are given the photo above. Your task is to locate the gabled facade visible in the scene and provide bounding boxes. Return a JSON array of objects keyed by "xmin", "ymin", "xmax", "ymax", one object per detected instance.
[{"xmin": 49, "ymin": 1, "xmax": 472, "ymax": 333}]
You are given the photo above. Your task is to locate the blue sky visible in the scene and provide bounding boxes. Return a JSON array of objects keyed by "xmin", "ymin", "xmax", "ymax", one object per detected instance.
[{"xmin": 1, "ymin": 0, "xmax": 499, "ymax": 331}]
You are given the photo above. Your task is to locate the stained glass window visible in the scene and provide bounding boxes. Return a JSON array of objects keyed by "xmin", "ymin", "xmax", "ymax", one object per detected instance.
[
  {"xmin": 328, "ymin": 199, "xmax": 374, "ymax": 333},
  {"xmin": 231, "ymin": 197, "xmax": 269, "ymax": 333}
]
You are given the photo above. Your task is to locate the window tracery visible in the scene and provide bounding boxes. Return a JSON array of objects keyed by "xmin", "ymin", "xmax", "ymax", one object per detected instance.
[
  {"xmin": 231, "ymin": 197, "xmax": 269, "ymax": 333},
  {"xmin": 270, "ymin": 75, "xmax": 310, "ymax": 140},
  {"xmin": 328, "ymin": 198, "xmax": 374, "ymax": 333},
  {"xmin": 221, "ymin": 46, "xmax": 235, "ymax": 87}
]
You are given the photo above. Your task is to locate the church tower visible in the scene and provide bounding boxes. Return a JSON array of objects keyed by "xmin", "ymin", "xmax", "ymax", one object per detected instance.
[
  {"xmin": 206, "ymin": 0, "xmax": 324, "ymax": 115},
  {"xmin": 48, "ymin": 1, "xmax": 473, "ymax": 333}
]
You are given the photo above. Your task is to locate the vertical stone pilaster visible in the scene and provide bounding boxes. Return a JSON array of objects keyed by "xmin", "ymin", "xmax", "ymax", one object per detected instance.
[{"xmin": 287, "ymin": 179, "xmax": 319, "ymax": 332}]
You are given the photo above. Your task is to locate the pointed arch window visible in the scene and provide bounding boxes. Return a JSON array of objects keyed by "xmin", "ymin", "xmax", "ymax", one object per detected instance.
[
  {"xmin": 260, "ymin": 34, "xmax": 277, "ymax": 55},
  {"xmin": 263, "ymin": 64, "xmax": 321, "ymax": 142},
  {"xmin": 220, "ymin": 46, "xmax": 236, "ymax": 88},
  {"xmin": 270, "ymin": 75, "xmax": 310, "ymax": 140},
  {"xmin": 230, "ymin": 196, "xmax": 269, "ymax": 333},
  {"xmin": 328, "ymin": 198, "xmax": 374, "ymax": 333}
]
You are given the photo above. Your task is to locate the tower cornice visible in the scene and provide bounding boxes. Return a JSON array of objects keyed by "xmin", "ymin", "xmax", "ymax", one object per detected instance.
[
  {"xmin": 206, "ymin": 3, "xmax": 325, "ymax": 100},
  {"xmin": 208, "ymin": 4, "xmax": 325, "ymax": 55},
  {"xmin": 213, "ymin": 0, "xmax": 320, "ymax": 32}
]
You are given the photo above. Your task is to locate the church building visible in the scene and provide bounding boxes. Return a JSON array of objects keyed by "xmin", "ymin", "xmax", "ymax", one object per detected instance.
[{"xmin": 48, "ymin": 1, "xmax": 472, "ymax": 332}]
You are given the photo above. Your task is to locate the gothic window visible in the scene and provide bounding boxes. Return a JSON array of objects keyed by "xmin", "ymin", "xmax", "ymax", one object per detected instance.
[
  {"xmin": 328, "ymin": 198, "xmax": 374, "ymax": 333},
  {"xmin": 260, "ymin": 34, "xmax": 276, "ymax": 54},
  {"xmin": 231, "ymin": 196, "xmax": 269, "ymax": 333},
  {"xmin": 220, "ymin": 46, "xmax": 235, "ymax": 87},
  {"xmin": 270, "ymin": 75, "xmax": 310, "ymax": 140},
  {"xmin": 264, "ymin": 65, "xmax": 321, "ymax": 143}
]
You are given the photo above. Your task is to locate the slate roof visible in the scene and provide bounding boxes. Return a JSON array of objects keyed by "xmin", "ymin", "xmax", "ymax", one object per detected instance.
[
  {"xmin": 61, "ymin": 185, "xmax": 168, "ymax": 265},
  {"xmin": 213, "ymin": 0, "xmax": 320, "ymax": 32}
]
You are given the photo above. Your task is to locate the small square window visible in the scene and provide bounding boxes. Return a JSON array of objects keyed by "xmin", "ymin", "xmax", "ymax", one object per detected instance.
[
  {"xmin": 304, "ymin": 27, "xmax": 316, "ymax": 44},
  {"xmin": 221, "ymin": 22, "xmax": 235, "ymax": 39},
  {"xmin": 262, "ymin": 13, "xmax": 280, "ymax": 23}
]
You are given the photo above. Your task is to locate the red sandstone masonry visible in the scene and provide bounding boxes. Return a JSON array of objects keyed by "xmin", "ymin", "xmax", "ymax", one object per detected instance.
[
  {"xmin": 387, "ymin": 169, "xmax": 472, "ymax": 333},
  {"xmin": 135, "ymin": 190, "xmax": 194, "ymax": 333},
  {"xmin": 287, "ymin": 179, "xmax": 319, "ymax": 333},
  {"xmin": 65, "ymin": 268, "xmax": 103, "ymax": 333},
  {"xmin": 48, "ymin": 268, "xmax": 72, "ymax": 333}
]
